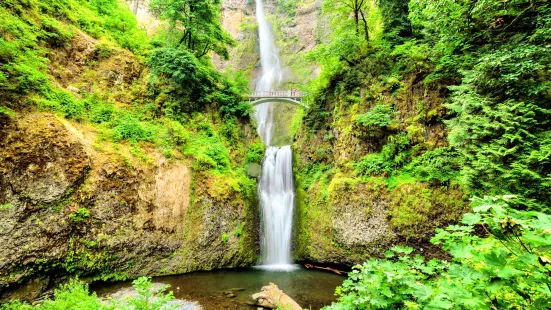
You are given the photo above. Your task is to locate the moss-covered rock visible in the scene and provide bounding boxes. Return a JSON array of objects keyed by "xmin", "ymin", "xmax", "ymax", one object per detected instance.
[
  {"xmin": 388, "ymin": 182, "xmax": 468, "ymax": 241},
  {"xmin": 0, "ymin": 112, "xmax": 260, "ymax": 301},
  {"xmin": 294, "ymin": 175, "xmax": 396, "ymax": 265},
  {"xmin": 293, "ymin": 56, "xmax": 469, "ymax": 265}
]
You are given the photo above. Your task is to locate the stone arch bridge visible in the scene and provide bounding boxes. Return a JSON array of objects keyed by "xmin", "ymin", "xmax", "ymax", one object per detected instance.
[{"xmin": 247, "ymin": 91, "xmax": 308, "ymax": 108}]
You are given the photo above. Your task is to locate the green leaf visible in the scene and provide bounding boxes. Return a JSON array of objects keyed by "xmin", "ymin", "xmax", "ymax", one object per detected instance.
[
  {"xmin": 496, "ymin": 267, "xmax": 522, "ymax": 279},
  {"xmin": 412, "ymin": 284, "xmax": 433, "ymax": 301},
  {"xmin": 461, "ymin": 213, "xmax": 481, "ymax": 225},
  {"xmin": 392, "ymin": 245, "xmax": 414, "ymax": 255},
  {"xmin": 484, "ymin": 251, "xmax": 507, "ymax": 269}
]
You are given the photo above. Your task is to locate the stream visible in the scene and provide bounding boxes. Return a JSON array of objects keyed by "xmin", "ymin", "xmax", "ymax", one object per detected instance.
[{"xmin": 93, "ymin": 267, "xmax": 344, "ymax": 310}]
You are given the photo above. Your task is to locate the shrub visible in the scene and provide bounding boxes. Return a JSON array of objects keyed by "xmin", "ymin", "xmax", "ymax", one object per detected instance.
[
  {"xmin": 112, "ymin": 277, "xmax": 177, "ymax": 310},
  {"xmin": 112, "ymin": 116, "xmax": 155, "ymax": 142},
  {"xmin": 148, "ymin": 47, "xmax": 217, "ymax": 113},
  {"xmin": 69, "ymin": 208, "xmax": 90, "ymax": 223},
  {"xmin": 0, "ymin": 7, "xmax": 50, "ymax": 101},
  {"xmin": 326, "ymin": 196, "xmax": 551, "ymax": 309},
  {"xmin": 356, "ymin": 104, "xmax": 396, "ymax": 128},
  {"xmin": 217, "ymin": 71, "xmax": 251, "ymax": 117},
  {"xmin": 42, "ymin": 89, "xmax": 86, "ymax": 121},
  {"xmin": 355, "ymin": 153, "xmax": 394, "ymax": 176},
  {"xmin": 90, "ymin": 103, "xmax": 115, "ymax": 124},
  {"xmin": 4, "ymin": 277, "xmax": 177, "ymax": 309},
  {"xmin": 233, "ymin": 222, "xmax": 245, "ymax": 237},
  {"xmin": 403, "ymin": 147, "xmax": 461, "ymax": 184},
  {"xmin": 40, "ymin": 278, "xmax": 104, "ymax": 310},
  {"xmin": 244, "ymin": 142, "xmax": 265, "ymax": 164}
]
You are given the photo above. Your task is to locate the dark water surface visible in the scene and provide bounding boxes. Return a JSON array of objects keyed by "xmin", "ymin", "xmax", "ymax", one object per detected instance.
[{"xmin": 93, "ymin": 267, "xmax": 345, "ymax": 310}]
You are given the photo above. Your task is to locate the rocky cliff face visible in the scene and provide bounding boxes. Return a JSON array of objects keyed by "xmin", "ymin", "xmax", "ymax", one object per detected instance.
[
  {"xmin": 0, "ymin": 29, "xmax": 260, "ymax": 301},
  {"xmin": 292, "ymin": 71, "xmax": 468, "ymax": 265},
  {"xmin": 217, "ymin": 0, "xmax": 329, "ymax": 86},
  {"xmin": 0, "ymin": 111, "xmax": 259, "ymax": 301}
]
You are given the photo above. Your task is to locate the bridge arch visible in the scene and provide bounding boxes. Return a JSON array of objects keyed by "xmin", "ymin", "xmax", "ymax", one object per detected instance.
[
  {"xmin": 249, "ymin": 97, "xmax": 308, "ymax": 108},
  {"xmin": 247, "ymin": 91, "xmax": 309, "ymax": 108}
]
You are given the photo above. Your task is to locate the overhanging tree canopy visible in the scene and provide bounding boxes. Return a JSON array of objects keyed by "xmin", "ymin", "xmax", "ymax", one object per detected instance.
[{"xmin": 150, "ymin": 0, "xmax": 234, "ymax": 59}]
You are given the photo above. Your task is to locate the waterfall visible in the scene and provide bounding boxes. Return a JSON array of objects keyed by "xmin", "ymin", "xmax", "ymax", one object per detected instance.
[
  {"xmin": 254, "ymin": 0, "xmax": 283, "ymax": 145},
  {"xmin": 258, "ymin": 146, "xmax": 295, "ymax": 270},
  {"xmin": 254, "ymin": 0, "xmax": 297, "ymax": 271}
]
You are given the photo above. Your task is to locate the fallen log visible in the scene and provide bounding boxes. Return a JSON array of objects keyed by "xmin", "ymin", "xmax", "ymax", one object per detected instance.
[
  {"xmin": 304, "ymin": 263, "xmax": 344, "ymax": 275},
  {"xmin": 251, "ymin": 283, "xmax": 302, "ymax": 310}
]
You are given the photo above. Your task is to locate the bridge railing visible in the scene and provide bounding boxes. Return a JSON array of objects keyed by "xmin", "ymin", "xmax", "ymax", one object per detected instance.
[{"xmin": 247, "ymin": 91, "xmax": 306, "ymax": 98}]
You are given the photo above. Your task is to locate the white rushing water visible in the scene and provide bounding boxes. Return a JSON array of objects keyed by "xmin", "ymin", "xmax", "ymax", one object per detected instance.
[
  {"xmin": 254, "ymin": 0, "xmax": 283, "ymax": 145},
  {"xmin": 257, "ymin": 146, "xmax": 296, "ymax": 270},
  {"xmin": 253, "ymin": 0, "xmax": 297, "ymax": 271}
]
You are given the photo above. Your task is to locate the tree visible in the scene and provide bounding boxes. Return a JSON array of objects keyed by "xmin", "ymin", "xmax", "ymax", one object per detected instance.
[
  {"xmin": 149, "ymin": 0, "xmax": 234, "ymax": 59},
  {"xmin": 409, "ymin": 0, "xmax": 551, "ymax": 211},
  {"xmin": 324, "ymin": 0, "xmax": 371, "ymax": 42},
  {"xmin": 378, "ymin": 0, "xmax": 412, "ymax": 45}
]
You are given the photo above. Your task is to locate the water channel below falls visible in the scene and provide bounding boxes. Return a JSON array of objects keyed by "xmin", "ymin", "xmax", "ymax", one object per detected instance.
[{"xmin": 93, "ymin": 268, "xmax": 344, "ymax": 310}]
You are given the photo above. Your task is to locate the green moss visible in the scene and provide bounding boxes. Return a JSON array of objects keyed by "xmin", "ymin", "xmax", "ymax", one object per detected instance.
[
  {"xmin": 0, "ymin": 106, "xmax": 16, "ymax": 118},
  {"xmin": 221, "ymin": 232, "xmax": 229, "ymax": 244},
  {"xmin": 0, "ymin": 203, "xmax": 12, "ymax": 209},
  {"xmin": 69, "ymin": 208, "xmax": 90, "ymax": 223},
  {"xmin": 387, "ymin": 182, "xmax": 468, "ymax": 241}
]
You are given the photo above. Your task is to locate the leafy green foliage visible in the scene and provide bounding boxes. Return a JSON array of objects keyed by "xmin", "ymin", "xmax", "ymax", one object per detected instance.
[
  {"xmin": 182, "ymin": 115, "xmax": 232, "ymax": 172},
  {"xmin": 355, "ymin": 133, "xmax": 412, "ymax": 177},
  {"xmin": 244, "ymin": 141, "xmax": 265, "ymax": 164},
  {"xmin": 0, "ymin": 4, "xmax": 51, "ymax": 103},
  {"xmin": 356, "ymin": 104, "xmax": 396, "ymax": 128},
  {"xmin": 216, "ymin": 71, "xmax": 252, "ymax": 117},
  {"xmin": 0, "ymin": 203, "xmax": 12, "ymax": 209},
  {"xmin": 149, "ymin": 47, "xmax": 217, "ymax": 111},
  {"xmin": 149, "ymin": 0, "xmax": 234, "ymax": 59},
  {"xmin": 276, "ymin": 0, "xmax": 297, "ymax": 16},
  {"xmin": 326, "ymin": 196, "xmax": 551, "ymax": 309},
  {"xmin": 112, "ymin": 277, "xmax": 177, "ymax": 310},
  {"xmin": 0, "ymin": 0, "xmax": 146, "ymax": 108},
  {"xmin": 2, "ymin": 278, "xmax": 104, "ymax": 310},
  {"xmin": 434, "ymin": 2, "xmax": 551, "ymax": 211},
  {"xmin": 39, "ymin": 279, "xmax": 104, "ymax": 310},
  {"xmin": 112, "ymin": 115, "xmax": 156, "ymax": 143},
  {"xmin": 378, "ymin": 0, "xmax": 411, "ymax": 46},
  {"xmin": 447, "ymin": 45, "xmax": 551, "ymax": 211},
  {"xmin": 233, "ymin": 222, "xmax": 245, "ymax": 237},
  {"xmin": 90, "ymin": 102, "xmax": 116, "ymax": 124},
  {"xmin": 85, "ymin": 0, "xmax": 148, "ymax": 53},
  {"xmin": 323, "ymin": 0, "xmax": 372, "ymax": 42},
  {"xmin": 403, "ymin": 147, "xmax": 461, "ymax": 184},
  {"xmin": 306, "ymin": 0, "xmax": 551, "ymax": 212},
  {"xmin": 221, "ymin": 232, "xmax": 229, "ymax": 244},
  {"xmin": 42, "ymin": 88, "xmax": 86, "ymax": 121},
  {"xmin": 69, "ymin": 208, "xmax": 91, "ymax": 223},
  {"xmin": 298, "ymin": 163, "xmax": 335, "ymax": 192},
  {"xmin": 3, "ymin": 277, "xmax": 177, "ymax": 310},
  {"xmin": 355, "ymin": 153, "xmax": 393, "ymax": 176},
  {"xmin": 326, "ymin": 246, "xmax": 446, "ymax": 309},
  {"xmin": 148, "ymin": 47, "xmax": 250, "ymax": 117}
]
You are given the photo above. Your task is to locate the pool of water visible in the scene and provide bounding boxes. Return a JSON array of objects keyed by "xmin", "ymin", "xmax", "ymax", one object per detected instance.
[{"xmin": 93, "ymin": 267, "xmax": 345, "ymax": 309}]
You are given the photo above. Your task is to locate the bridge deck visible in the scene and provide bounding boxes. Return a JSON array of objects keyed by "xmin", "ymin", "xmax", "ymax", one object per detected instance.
[{"xmin": 247, "ymin": 91, "xmax": 306, "ymax": 99}]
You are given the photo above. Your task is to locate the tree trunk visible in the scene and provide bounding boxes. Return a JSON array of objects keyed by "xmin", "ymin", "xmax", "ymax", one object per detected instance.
[
  {"xmin": 360, "ymin": 9, "xmax": 369, "ymax": 41},
  {"xmin": 132, "ymin": 0, "xmax": 139, "ymax": 15},
  {"xmin": 354, "ymin": 10, "xmax": 359, "ymax": 36}
]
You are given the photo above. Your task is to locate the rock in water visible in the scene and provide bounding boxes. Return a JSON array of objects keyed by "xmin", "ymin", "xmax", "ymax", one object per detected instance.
[{"xmin": 251, "ymin": 283, "xmax": 302, "ymax": 310}]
